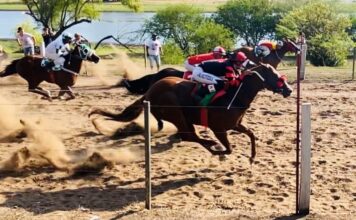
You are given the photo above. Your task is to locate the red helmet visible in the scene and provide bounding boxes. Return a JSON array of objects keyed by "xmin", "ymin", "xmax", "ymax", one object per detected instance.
[
  {"xmin": 213, "ymin": 46, "xmax": 226, "ymax": 55},
  {"xmin": 231, "ymin": 51, "xmax": 247, "ymax": 62}
]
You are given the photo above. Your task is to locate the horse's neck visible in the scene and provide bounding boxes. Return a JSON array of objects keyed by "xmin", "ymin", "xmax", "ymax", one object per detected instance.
[
  {"xmin": 231, "ymin": 77, "xmax": 263, "ymax": 108},
  {"xmin": 65, "ymin": 56, "xmax": 82, "ymax": 73}
]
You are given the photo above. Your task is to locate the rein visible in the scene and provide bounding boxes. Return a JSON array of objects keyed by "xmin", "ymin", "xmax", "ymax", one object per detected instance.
[{"xmin": 227, "ymin": 66, "xmax": 265, "ymax": 110}]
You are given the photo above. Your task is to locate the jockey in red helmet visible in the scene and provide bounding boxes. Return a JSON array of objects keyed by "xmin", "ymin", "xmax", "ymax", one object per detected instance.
[{"xmin": 184, "ymin": 46, "xmax": 227, "ymax": 74}]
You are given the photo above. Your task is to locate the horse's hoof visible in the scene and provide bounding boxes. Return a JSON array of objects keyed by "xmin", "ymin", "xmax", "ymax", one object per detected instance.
[
  {"xmin": 249, "ymin": 157, "xmax": 255, "ymax": 165},
  {"xmin": 219, "ymin": 155, "xmax": 228, "ymax": 161},
  {"xmin": 210, "ymin": 144, "xmax": 224, "ymax": 152}
]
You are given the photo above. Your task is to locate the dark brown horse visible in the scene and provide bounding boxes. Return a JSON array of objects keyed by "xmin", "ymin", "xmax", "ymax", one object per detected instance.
[
  {"xmin": 0, "ymin": 44, "xmax": 100, "ymax": 100},
  {"xmin": 121, "ymin": 38, "xmax": 299, "ymax": 94},
  {"xmin": 90, "ymin": 64, "xmax": 293, "ymax": 163},
  {"xmin": 235, "ymin": 38, "xmax": 300, "ymax": 68}
]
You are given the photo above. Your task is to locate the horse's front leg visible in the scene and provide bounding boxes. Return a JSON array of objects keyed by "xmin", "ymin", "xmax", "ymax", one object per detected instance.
[
  {"xmin": 233, "ymin": 123, "xmax": 256, "ymax": 164},
  {"xmin": 66, "ymin": 86, "xmax": 75, "ymax": 100},
  {"xmin": 211, "ymin": 130, "xmax": 232, "ymax": 161}
]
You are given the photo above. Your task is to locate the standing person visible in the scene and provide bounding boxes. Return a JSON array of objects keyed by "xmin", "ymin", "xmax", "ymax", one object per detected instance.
[
  {"xmin": 42, "ymin": 27, "xmax": 54, "ymax": 47},
  {"xmin": 16, "ymin": 27, "xmax": 36, "ymax": 56},
  {"xmin": 44, "ymin": 32, "xmax": 73, "ymax": 71},
  {"xmin": 145, "ymin": 33, "xmax": 163, "ymax": 71}
]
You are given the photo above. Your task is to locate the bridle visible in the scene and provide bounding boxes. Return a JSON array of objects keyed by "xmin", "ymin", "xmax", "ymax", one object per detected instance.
[{"xmin": 227, "ymin": 65, "xmax": 287, "ymax": 109}]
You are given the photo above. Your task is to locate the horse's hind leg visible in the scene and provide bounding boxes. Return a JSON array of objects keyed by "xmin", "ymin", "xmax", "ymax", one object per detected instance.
[
  {"xmin": 233, "ymin": 123, "xmax": 256, "ymax": 164},
  {"xmin": 28, "ymin": 84, "xmax": 52, "ymax": 100},
  {"xmin": 152, "ymin": 108, "xmax": 218, "ymax": 153},
  {"xmin": 211, "ymin": 129, "xmax": 232, "ymax": 155}
]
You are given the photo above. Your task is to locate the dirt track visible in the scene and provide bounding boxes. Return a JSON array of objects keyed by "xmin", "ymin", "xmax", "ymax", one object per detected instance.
[{"xmin": 0, "ymin": 59, "xmax": 354, "ymax": 219}]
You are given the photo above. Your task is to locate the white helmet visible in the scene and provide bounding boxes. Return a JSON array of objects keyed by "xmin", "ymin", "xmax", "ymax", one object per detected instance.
[
  {"xmin": 62, "ymin": 32, "xmax": 73, "ymax": 41},
  {"xmin": 277, "ymin": 40, "xmax": 284, "ymax": 47},
  {"xmin": 213, "ymin": 46, "xmax": 226, "ymax": 55}
]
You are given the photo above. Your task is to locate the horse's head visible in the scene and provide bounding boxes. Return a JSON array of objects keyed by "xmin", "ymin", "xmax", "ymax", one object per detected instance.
[
  {"xmin": 73, "ymin": 44, "xmax": 100, "ymax": 63},
  {"xmin": 251, "ymin": 63, "xmax": 293, "ymax": 98},
  {"xmin": 280, "ymin": 38, "xmax": 300, "ymax": 54}
]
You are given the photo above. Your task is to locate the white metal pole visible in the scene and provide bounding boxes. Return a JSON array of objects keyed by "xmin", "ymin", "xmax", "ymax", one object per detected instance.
[
  {"xmin": 299, "ymin": 103, "xmax": 311, "ymax": 214},
  {"xmin": 144, "ymin": 101, "xmax": 151, "ymax": 210}
]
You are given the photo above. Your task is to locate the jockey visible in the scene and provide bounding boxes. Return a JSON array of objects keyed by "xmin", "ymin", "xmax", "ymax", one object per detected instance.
[
  {"xmin": 229, "ymin": 51, "xmax": 256, "ymax": 76},
  {"xmin": 45, "ymin": 32, "xmax": 73, "ymax": 71},
  {"xmin": 255, "ymin": 40, "xmax": 284, "ymax": 57},
  {"xmin": 192, "ymin": 51, "xmax": 255, "ymax": 86},
  {"xmin": 183, "ymin": 46, "xmax": 226, "ymax": 79}
]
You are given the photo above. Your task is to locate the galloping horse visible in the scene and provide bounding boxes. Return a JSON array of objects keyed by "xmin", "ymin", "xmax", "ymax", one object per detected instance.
[
  {"xmin": 0, "ymin": 44, "xmax": 100, "ymax": 100},
  {"xmin": 90, "ymin": 64, "xmax": 293, "ymax": 163},
  {"xmin": 234, "ymin": 38, "xmax": 300, "ymax": 68},
  {"xmin": 121, "ymin": 38, "xmax": 299, "ymax": 94}
]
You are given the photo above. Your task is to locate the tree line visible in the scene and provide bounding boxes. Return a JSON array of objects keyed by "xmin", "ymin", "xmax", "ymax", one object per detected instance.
[{"xmin": 22, "ymin": 0, "xmax": 356, "ymax": 66}]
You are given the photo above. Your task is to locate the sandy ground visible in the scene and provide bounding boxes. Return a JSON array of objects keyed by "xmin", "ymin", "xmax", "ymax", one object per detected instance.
[{"xmin": 0, "ymin": 55, "xmax": 354, "ymax": 220}]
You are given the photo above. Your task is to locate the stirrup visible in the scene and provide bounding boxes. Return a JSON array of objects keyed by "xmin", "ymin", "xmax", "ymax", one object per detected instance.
[{"xmin": 52, "ymin": 65, "xmax": 62, "ymax": 71}]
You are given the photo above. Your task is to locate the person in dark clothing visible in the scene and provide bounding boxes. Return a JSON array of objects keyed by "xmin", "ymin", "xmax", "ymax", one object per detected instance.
[{"xmin": 42, "ymin": 27, "xmax": 54, "ymax": 47}]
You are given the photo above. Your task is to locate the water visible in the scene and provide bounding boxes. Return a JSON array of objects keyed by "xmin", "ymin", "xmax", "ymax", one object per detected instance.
[{"xmin": 0, "ymin": 11, "xmax": 155, "ymax": 44}]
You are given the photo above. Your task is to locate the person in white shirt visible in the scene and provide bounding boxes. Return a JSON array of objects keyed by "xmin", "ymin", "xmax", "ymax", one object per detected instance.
[
  {"xmin": 145, "ymin": 34, "xmax": 163, "ymax": 71},
  {"xmin": 16, "ymin": 27, "xmax": 36, "ymax": 56},
  {"xmin": 45, "ymin": 32, "xmax": 73, "ymax": 71}
]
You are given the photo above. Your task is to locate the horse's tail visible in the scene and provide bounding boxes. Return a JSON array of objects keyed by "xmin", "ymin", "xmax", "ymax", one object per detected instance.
[
  {"xmin": 0, "ymin": 59, "xmax": 20, "ymax": 77},
  {"xmin": 89, "ymin": 96, "xmax": 145, "ymax": 122}
]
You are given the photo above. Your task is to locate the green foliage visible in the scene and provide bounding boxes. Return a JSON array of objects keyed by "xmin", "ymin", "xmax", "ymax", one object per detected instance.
[
  {"xmin": 143, "ymin": 4, "xmax": 204, "ymax": 55},
  {"xmin": 143, "ymin": 4, "xmax": 235, "ymax": 56},
  {"xmin": 22, "ymin": 0, "xmax": 141, "ymax": 39},
  {"xmin": 213, "ymin": 0, "xmax": 281, "ymax": 46},
  {"xmin": 121, "ymin": 0, "xmax": 142, "ymax": 12},
  {"xmin": 308, "ymin": 33, "xmax": 352, "ymax": 66},
  {"xmin": 276, "ymin": 2, "xmax": 353, "ymax": 66},
  {"xmin": 190, "ymin": 21, "xmax": 235, "ymax": 54},
  {"xmin": 161, "ymin": 40, "xmax": 185, "ymax": 65},
  {"xmin": 349, "ymin": 16, "xmax": 356, "ymax": 43}
]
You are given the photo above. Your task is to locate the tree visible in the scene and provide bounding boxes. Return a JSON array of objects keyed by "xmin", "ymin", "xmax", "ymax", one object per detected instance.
[
  {"xmin": 23, "ymin": 0, "xmax": 141, "ymax": 39},
  {"xmin": 276, "ymin": 2, "xmax": 353, "ymax": 66},
  {"xmin": 143, "ymin": 4, "xmax": 204, "ymax": 55},
  {"xmin": 143, "ymin": 4, "xmax": 235, "ymax": 56},
  {"xmin": 190, "ymin": 21, "xmax": 235, "ymax": 54},
  {"xmin": 213, "ymin": 0, "xmax": 281, "ymax": 46}
]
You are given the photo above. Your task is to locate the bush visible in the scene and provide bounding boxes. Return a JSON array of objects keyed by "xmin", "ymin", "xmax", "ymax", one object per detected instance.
[
  {"xmin": 161, "ymin": 41, "xmax": 185, "ymax": 65},
  {"xmin": 276, "ymin": 2, "xmax": 353, "ymax": 66},
  {"xmin": 308, "ymin": 34, "xmax": 352, "ymax": 66}
]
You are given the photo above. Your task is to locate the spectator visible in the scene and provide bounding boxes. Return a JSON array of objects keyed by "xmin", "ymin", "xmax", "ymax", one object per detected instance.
[
  {"xmin": 42, "ymin": 27, "xmax": 54, "ymax": 47},
  {"xmin": 16, "ymin": 27, "xmax": 36, "ymax": 56},
  {"xmin": 145, "ymin": 33, "xmax": 163, "ymax": 71}
]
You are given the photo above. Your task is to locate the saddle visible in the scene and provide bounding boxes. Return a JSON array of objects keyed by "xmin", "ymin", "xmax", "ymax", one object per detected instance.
[
  {"xmin": 191, "ymin": 76, "xmax": 244, "ymax": 128},
  {"xmin": 40, "ymin": 58, "xmax": 55, "ymax": 71}
]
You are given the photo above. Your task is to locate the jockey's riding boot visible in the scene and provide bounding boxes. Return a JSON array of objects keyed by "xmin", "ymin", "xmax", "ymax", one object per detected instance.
[{"xmin": 52, "ymin": 65, "xmax": 62, "ymax": 71}]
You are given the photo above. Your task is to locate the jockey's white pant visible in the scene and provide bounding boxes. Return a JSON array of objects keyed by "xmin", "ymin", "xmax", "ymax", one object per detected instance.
[
  {"xmin": 191, "ymin": 67, "xmax": 221, "ymax": 84},
  {"xmin": 184, "ymin": 60, "xmax": 196, "ymax": 72},
  {"xmin": 46, "ymin": 52, "xmax": 65, "ymax": 66}
]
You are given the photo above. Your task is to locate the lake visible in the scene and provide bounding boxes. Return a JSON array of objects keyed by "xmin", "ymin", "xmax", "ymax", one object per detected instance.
[{"xmin": 0, "ymin": 11, "xmax": 155, "ymax": 44}]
